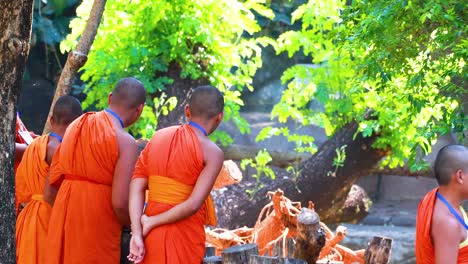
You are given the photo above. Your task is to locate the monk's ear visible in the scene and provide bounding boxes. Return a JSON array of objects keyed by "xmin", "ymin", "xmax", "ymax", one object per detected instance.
[
  {"xmin": 136, "ymin": 103, "xmax": 144, "ymax": 115},
  {"xmin": 456, "ymin": 169, "xmax": 464, "ymax": 184},
  {"xmin": 108, "ymin": 93, "xmax": 113, "ymax": 105},
  {"xmin": 49, "ymin": 116, "xmax": 55, "ymax": 126},
  {"xmin": 216, "ymin": 112, "xmax": 224, "ymax": 123},
  {"xmin": 184, "ymin": 104, "xmax": 191, "ymax": 119}
]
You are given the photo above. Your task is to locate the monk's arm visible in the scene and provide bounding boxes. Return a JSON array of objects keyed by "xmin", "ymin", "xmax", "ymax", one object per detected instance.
[
  {"xmin": 432, "ymin": 216, "xmax": 460, "ymax": 264},
  {"xmin": 129, "ymin": 178, "xmax": 147, "ymax": 236},
  {"xmin": 43, "ymin": 144, "xmax": 62, "ymax": 206},
  {"xmin": 43, "ymin": 175, "xmax": 58, "ymax": 206},
  {"xmin": 15, "ymin": 143, "xmax": 27, "ymax": 164},
  {"xmin": 144, "ymin": 144, "xmax": 224, "ymax": 229},
  {"xmin": 112, "ymin": 134, "xmax": 138, "ymax": 226}
]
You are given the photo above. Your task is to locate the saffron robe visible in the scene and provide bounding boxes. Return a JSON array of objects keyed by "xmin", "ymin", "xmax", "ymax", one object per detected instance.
[
  {"xmin": 46, "ymin": 111, "xmax": 121, "ymax": 264},
  {"xmin": 133, "ymin": 124, "xmax": 212, "ymax": 264},
  {"xmin": 15, "ymin": 135, "xmax": 52, "ymax": 264},
  {"xmin": 415, "ymin": 188, "xmax": 468, "ymax": 263}
]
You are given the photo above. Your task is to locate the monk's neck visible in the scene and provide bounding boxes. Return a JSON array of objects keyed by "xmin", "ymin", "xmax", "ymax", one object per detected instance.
[
  {"xmin": 106, "ymin": 106, "xmax": 127, "ymax": 128},
  {"xmin": 438, "ymin": 186, "xmax": 463, "ymax": 208},
  {"xmin": 51, "ymin": 126, "xmax": 67, "ymax": 138},
  {"xmin": 188, "ymin": 119, "xmax": 210, "ymax": 136}
]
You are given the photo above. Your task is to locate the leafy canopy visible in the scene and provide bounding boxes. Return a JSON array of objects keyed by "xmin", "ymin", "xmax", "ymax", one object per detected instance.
[
  {"xmin": 62, "ymin": 0, "xmax": 275, "ymax": 139},
  {"xmin": 263, "ymin": 0, "xmax": 466, "ymax": 171}
]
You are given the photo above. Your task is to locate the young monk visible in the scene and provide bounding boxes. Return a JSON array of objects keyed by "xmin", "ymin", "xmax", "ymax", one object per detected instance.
[
  {"xmin": 128, "ymin": 85, "xmax": 225, "ymax": 264},
  {"xmin": 15, "ymin": 95, "xmax": 82, "ymax": 264},
  {"xmin": 44, "ymin": 77, "xmax": 146, "ymax": 264},
  {"xmin": 416, "ymin": 144, "xmax": 468, "ymax": 263},
  {"xmin": 15, "ymin": 113, "xmax": 39, "ymax": 214}
]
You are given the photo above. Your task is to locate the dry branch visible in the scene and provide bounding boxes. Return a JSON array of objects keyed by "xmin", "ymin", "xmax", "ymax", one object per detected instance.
[{"xmin": 42, "ymin": 0, "xmax": 107, "ymax": 134}]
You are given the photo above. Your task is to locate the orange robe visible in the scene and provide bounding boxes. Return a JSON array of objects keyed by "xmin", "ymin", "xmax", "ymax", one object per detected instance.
[
  {"xmin": 133, "ymin": 124, "xmax": 213, "ymax": 264},
  {"xmin": 46, "ymin": 111, "xmax": 121, "ymax": 264},
  {"xmin": 15, "ymin": 135, "xmax": 52, "ymax": 264},
  {"xmin": 416, "ymin": 188, "xmax": 468, "ymax": 263}
]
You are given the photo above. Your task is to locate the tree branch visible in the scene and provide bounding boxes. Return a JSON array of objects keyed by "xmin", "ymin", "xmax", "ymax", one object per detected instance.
[{"xmin": 42, "ymin": 0, "xmax": 107, "ymax": 134}]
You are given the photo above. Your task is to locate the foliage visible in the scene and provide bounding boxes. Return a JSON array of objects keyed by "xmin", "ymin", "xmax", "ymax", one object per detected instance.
[
  {"xmin": 260, "ymin": 0, "xmax": 466, "ymax": 170},
  {"xmin": 241, "ymin": 149, "xmax": 275, "ymax": 198},
  {"xmin": 33, "ymin": 0, "xmax": 77, "ymax": 47},
  {"xmin": 61, "ymin": 0, "xmax": 275, "ymax": 138}
]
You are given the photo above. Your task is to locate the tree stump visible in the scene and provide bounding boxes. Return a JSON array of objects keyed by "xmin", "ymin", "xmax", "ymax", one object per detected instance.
[
  {"xmin": 213, "ymin": 160, "xmax": 243, "ymax": 189},
  {"xmin": 364, "ymin": 236, "xmax": 392, "ymax": 264},
  {"xmin": 205, "ymin": 246, "xmax": 216, "ymax": 257},
  {"xmin": 222, "ymin": 244, "xmax": 259, "ymax": 264},
  {"xmin": 249, "ymin": 255, "xmax": 307, "ymax": 264},
  {"xmin": 203, "ymin": 256, "xmax": 223, "ymax": 264},
  {"xmin": 272, "ymin": 238, "xmax": 295, "ymax": 258},
  {"xmin": 293, "ymin": 208, "xmax": 325, "ymax": 264}
]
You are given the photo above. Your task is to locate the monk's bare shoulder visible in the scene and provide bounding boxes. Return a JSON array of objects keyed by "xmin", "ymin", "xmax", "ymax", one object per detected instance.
[
  {"xmin": 431, "ymin": 202, "xmax": 464, "ymax": 244},
  {"xmin": 201, "ymin": 138, "xmax": 224, "ymax": 163},
  {"xmin": 46, "ymin": 139, "xmax": 60, "ymax": 165},
  {"xmin": 116, "ymin": 130, "xmax": 137, "ymax": 151}
]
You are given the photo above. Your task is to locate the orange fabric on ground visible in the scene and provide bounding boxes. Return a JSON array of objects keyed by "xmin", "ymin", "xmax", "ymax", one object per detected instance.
[
  {"xmin": 15, "ymin": 135, "xmax": 52, "ymax": 264},
  {"xmin": 46, "ymin": 111, "xmax": 121, "ymax": 264},
  {"xmin": 416, "ymin": 188, "xmax": 468, "ymax": 263},
  {"xmin": 133, "ymin": 124, "xmax": 209, "ymax": 264}
]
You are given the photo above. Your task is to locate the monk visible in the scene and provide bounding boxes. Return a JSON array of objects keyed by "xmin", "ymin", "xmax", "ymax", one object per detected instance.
[
  {"xmin": 128, "ymin": 85, "xmax": 225, "ymax": 264},
  {"xmin": 15, "ymin": 113, "xmax": 39, "ymax": 214},
  {"xmin": 15, "ymin": 95, "xmax": 82, "ymax": 264},
  {"xmin": 416, "ymin": 144, "xmax": 468, "ymax": 263},
  {"xmin": 45, "ymin": 77, "xmax": 146, "ymax": 264}
]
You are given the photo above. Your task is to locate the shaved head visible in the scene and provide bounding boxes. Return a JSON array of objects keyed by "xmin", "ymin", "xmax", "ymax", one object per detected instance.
[
  {"xmin": 111, "ymin": 77, "xmax": 146, "ymax": 109},
  {"xmin": 52, "ymin": 95, "xmax": 83, "ymax": 125},
  {"xmin": 188, "ymin": 85, "xmax": 224, "ymax": 119},
  {"xmin": 434, "ymin": 145, "xmax": 468, "ymax": 185}
]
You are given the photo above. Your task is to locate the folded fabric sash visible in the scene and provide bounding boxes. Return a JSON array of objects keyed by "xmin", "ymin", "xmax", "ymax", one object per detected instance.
[
  {"xmin": 148, "ymin": 175, "xmax": 217, "ymax": 226},
  {"xmin": 65, "ymin": 174, "xmax": 112, "ymax": 187}
]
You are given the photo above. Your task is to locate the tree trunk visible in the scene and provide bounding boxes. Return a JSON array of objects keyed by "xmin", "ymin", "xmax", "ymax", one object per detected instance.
[
  {"xmin": 222, "ymin": 144, "xmax": 431, "ymax": 178},
  {"xmin": 222, "ymin": 244, "xmax": 259, "ymax": 264},
  {"xmin": 213, "ymin": 120, "xmax": 385, "ymax": 228},
  {"xmin": 155, "ymin": 62, "xmax": 208, "ymax": 129},
  {"xmin": 249, "ymin": 255, "xmax": 307, "ymax": 264},
  {"xmin": 293, "ymin": 208, "xmax": 325, "ymax": 264},
  {"xmin": 42, "ymin": 0, "xmax": 107, "ymax": 134},
  {"xmin": 203, "ymin": 256, "xmax": 223, "ymax": 264},
  {"xmin": 0, "ymin": 0, "xmax": 34, "ymax": 261},
  {"xmin": 364, "ymin": 236, "xmax": 392, "ymax": 264}
]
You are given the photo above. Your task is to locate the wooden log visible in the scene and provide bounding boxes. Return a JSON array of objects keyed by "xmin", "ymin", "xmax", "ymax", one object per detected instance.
[
  {"xmin": 249, "ymin": 255, "xmax": 307, "ymax": 264},
  {"xmin": 221, "ymin": 144, "xmax": 432, "ymax": 177},
  {"xmin": 364, "ymin": 236, "xmax": 392, "ymax": 264},
  {"xmin": 293, "ymin": 208, "xmax": 325, "ymax": 264},
  {"xmin": 213, "ymin": 160, "xmax": 243, "ymax": 189},
  {"xmin": 272, "ymin": 238, "xmax": 295, "ymax": 258},
  {"xmin": 205, "ymin": 246, "xmax": 216, "ymax": 257},
  {"xmin": 221, "ymin": 144, "xmax": 309, "ymax": 168},
  {"xmin": 203, "ymin": 256, "xmax": 223, "ymax": 264},
  {"xmin": 222, "ymin": 244, "xmax": 259, "ymax": 264}
]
